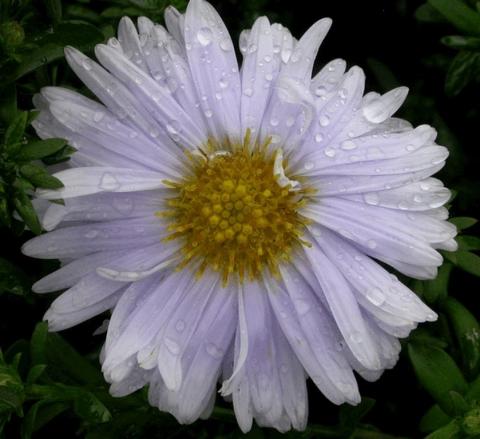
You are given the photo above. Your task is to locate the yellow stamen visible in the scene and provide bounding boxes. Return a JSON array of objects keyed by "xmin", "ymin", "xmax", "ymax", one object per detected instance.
[{"xmin": 161, "ymin": 137, "xmax": 312, "ymax": 285}]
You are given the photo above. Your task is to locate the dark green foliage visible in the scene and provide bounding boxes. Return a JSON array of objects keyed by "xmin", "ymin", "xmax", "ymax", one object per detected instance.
[{"xmin": 0, "ymin": 0, "xmax": 479, "ymax": 438}]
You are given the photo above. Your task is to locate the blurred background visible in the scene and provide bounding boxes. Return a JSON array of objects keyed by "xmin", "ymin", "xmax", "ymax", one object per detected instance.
[{"xmin": 1, "ymin": 0, "xmax": 480, "ymax": 438}]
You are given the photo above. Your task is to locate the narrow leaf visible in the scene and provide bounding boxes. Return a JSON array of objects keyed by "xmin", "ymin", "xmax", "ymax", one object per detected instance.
[
  {"xmin": 450, "ymin": 217, "xmax": 478, "ymax": 231},
  {"xmin": 13, "ymin": 191, "xmax": 41, "ymax": 235},
  {"xmin": 445, "ymin": 50, "xmax": 480, "ymax": 96},
  {"xmin": 20, "ymin": 164, "xmax": 63, "ymax": 189},
  {"xmin": 15, "ymin": 138, "xmax": 67, "ymax": 161},
  {"xmin": 4, "ymin": 111, "xmax": 27, "ymax": 145},
  {"xmin": 429, "ymin": 0, "xmax": 480, "ymax": 36},
  {"xmin": 408, "ymin": 343, "xmax": 468, "ymax": 416},
  {"xmin": 444, "ymin": 297, "xmax": 480, "ymax": 378}
]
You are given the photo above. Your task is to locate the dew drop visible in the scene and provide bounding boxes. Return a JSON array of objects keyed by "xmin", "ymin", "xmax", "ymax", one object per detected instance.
[
  {"xmin": 82, "ymin": 59, "xmax": 93, "ymax": 71},
  {"xmin": 367, "ymin": 239, "xmax": 377, "ymax": 249},
  {"xmin": 93, "ymin": 111, "xmax": 105, "ymax": 122},
  {"xmin": 363, "ymin": 193, "xmax": 380, "ymax": 206},
  {"xmin": 324, "ymin": 146, "xmax": 336, "ymax": 158},
  {"xmin": 219, "ymin": 77, "xmax": 229, "ymax": 89},
  {"xmin": 175, "ymin": 320, "xmax": 185, "ymax": 332},
  {"xmin": 206, "ymin": 343, "xmax": 224, "ymax": 359},
  {"xmin": 413, "ymin": 194, "xmax": 423, "ymax": 203},
  {"xmin": 349, "ymin": 331, "xmax": 363, "ymax": 343},
  {"xmin": 314, "ymin": 86, "xmax": 327, "ymax": 97},
  {"xmin": 340, "ymin": 140, "xmax": 357, "ymax": 150},
  {"xmin": 197, "ymin": 27, "xmax": 213, "ymax": 46},
  {"xmin": 315, "ymin": 133, "xmax": 324, "ymax": 143},
  {"xmin": 85, "ymin": 230, "xmax": 99, "ymax": 239},
  {"xmin": 219, "ymin": 38, "xmax": 231, "ymax": 51},
  {"xmin": 319, "ymin": 114, "xmax": 330, "ymax": 127},
  {"xmin": 304, "ymin": 161, "xmax": 314, "ymax": 171},
  {"xmin": 295, "ymin": 298, "xmax": 311, "ymax": 315},
  {"xmin": 164, "ymin": 337, "xmax": 180, "ymax": 355},
  {"xmin": 99, "ymin": 172, "xmax": 121, "ymax": 191},
  {"xmin": 243, "ymin": 87, "xmax": 253, "ymax": 97},
  {"xmin": 366, "ymin": 287, "xmax": 386, "ymax": 306},
  {"xmin": 204, "ymin": 109, "xmax": 213, "ymax": 118},
  {"xmin": 338, "ymin": 88, "xmax": 348, "ymax": 99},
  {"xmin": 270, "ymin": 117, "xmax": 279, "ymax": 127}
]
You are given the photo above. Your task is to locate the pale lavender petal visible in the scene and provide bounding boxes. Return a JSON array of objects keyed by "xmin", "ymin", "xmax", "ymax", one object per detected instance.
[{"xmin": 184, "ymin": 0, "xmax": 241, "ymax": 142}]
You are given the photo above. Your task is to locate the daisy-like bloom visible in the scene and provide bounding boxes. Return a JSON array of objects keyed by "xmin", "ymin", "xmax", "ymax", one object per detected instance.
[{"xmin": 23, "ymin": 0, "xmax": 457, "ymax": 432}]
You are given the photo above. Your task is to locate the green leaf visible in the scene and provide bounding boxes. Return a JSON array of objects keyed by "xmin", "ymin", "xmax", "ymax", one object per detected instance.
[
  {"xmin": 0, "ymin": 84, "xmax": 17, "ymax": 125},
  {"xmin": 0, "ymin": 183, "xmax": 11, "ymax": 228},
  {"xmin": 445, "ymin": 50, "xmax": 480, "ymax": 96},
  {"xmin": 446, "ymin": 250, "xmax": 480, "ymax": 276},
  {"xmin": 22, "ymin": 401, "xmax": 68, "ymax": 439},
  {"xmin": 19, "ymin": 164, "xmax": 63, "ymax": 189},
  {"xmin": 1, "ymin": 23, "xmax": 105, "ymax": 83},
  {"xmin": 444, "ymin": 297, "xmax": 480, "ymax": 377},
  {"xmin": 0, "ymin": 352, "xmax": 24, "ymax": 416},
  {"xmin": 4, "ymin": 111, "xmax": 27, "ymax": 146},
  {"xmin": 30, "ymin": 322, "xmax": 48, "ymax": 367},
  {"xmin": 13, "ymin": 191, "xmax": 41, "ymax": 235},
  {"xmin": 420, "ymin": 404, "xmax": 452, "ymax": 433},
  {"xmin": 450, "ymin": 217, "xmax": 478, "ymax": 231},
  {"xmin": 72, "ymin": 390, "xmax": 111, "ymax": 424},
  {"xmin": 0, "ymin": 257, "xmax": 31, "ymax": 297},
  {"xmin": 42, "ymin": 145, "xmax": 76, "ymax": 165},
  {"xmin": 429, "ymin": 0, "xmax": 480, "ymax": 36},
  {"xmin": 466, "ymin": 374, "xmax": 480, "ymax": 401},
  {"xmin": 442, "ymin": 35, "xmax": 480, "ymax": 49},
  {"xmin": 457, "ymin": 235, "xmax": 480, "ymax": 251},
  {"xmin": 425, "ymin": 419, "xmax": 461, "ymax": 439},
  {"xmin": 339, "ymin": 397, "xmax": 375, "ymax": 429},
  {"xmin": 43, "ymin": 333, "xmax": 104, "ymax": 385},
  {"xmin": 15, "ymin": 138, "xmax": 67, "ymax": 161},
  {"xmin": 422, "ymin": 263, "xmax": 453, "ymax": 304},
  {"xmin": 416, "ymin": 3, "xmax": 449, "ymax": 23},
  {"xmin": 44, "ymin": 0, "xmax": 62, "ymax": 25},
  {"xmin": 463, "ymin": 407, "xmax": 480, "ymax": 436},
  {"xmin": 26, "ymin": 365, "xmax": 46, "ymax": 385},
  {"xmin": 408, "ymin": 343, "xmax": 469, "ymax": 416}
]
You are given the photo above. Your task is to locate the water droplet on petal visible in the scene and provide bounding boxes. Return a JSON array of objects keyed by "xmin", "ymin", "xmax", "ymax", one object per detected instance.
[
  {"xmin": 341, "ymin": 140, "xmax": 357, "ymax": 150},
  {"xmin": 324, "ymin": 146, "xmax": 336, "ymax": 157},
  {"xmin": 175, "ymin": 320, "xmax": 185, "ymax": 332},
  {"xmin": 197, "ymin": 27, "xmax": 213, "ymax": 46},
  {"xmin": 85, "ymin": 230, "xmax": 99, "ymax": 239},
  {"xmin": 304, "ymin": 161, "xmax": 314, "ymax": 171},
  {"xmin": 366, "ymin": 287, "xmax": 386, "ymax": 306},
  {"xmin": 363, "ymin": 193, "xmax": 380, "ymax": 206},
  {"xmin": 219, "ymin": 38, "xmax": 231, "ymax": 51},
  {"xmin": 164, "ymin": 337, "xmax": 180, "ymax": 355},
  {"xmin": 319, "ymin": 114, "xmax": 330, "ymax": 127},
  {"xmin": 82, "ymin": 59, "xmax": 93, "ymax": 71},
  {"xmin": 206, "ymin": 343, "xmax": 224, "ymax": 359},
  {"xmin": 315, "ymin": 133, "xmax": 324, "ymax": 143},
  {"xmin": 314, "ymin": 86, "xmax": 327, "ymax": 97},
  {"xmin": 93, "ymin": 111, "xmax": 105, "ymax": 122},
  {"xmin": 99, "ymin": 172, "xmax": 121, "ymax": 191},
  {"xmin": 349, "ymin": 331, "xmax": 363, "ymax": 343},
  {"xmin": 219, "ymin": 77, "xmax": 229, "ymax": 89},
  {"xmin": 367, "ymin": 239, "xmax": 377, "ymax": 249},
  {"xmin": 243, "ymin": 88, "xmax": 253, "ymax": 97}
]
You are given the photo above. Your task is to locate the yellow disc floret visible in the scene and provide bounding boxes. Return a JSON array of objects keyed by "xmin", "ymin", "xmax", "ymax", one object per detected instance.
[{"xmin": 159, "ymin": 136, "xmax": 312, "ymax": 285}]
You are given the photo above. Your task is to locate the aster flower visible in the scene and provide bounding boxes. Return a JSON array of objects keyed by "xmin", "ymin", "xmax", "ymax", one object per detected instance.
[{"xmin": 22, "ymin": 0, "xmax": 457, "ymax": 432}]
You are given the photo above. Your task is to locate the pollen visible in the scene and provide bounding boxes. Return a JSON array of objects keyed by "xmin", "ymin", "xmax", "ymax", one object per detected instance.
[{"xmin": 159, "ymin": 135, "xmax": 312, "ymax": 285}]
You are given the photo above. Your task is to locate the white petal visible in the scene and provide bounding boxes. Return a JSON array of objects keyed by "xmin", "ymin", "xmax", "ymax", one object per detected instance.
[{"xmin": 36, "ymin": 167, "xmax": 166, "ymax": 199}]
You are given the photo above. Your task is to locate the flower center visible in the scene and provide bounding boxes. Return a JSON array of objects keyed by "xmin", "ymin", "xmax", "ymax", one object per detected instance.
[{"xmin": 160, "ymin": 136, "xmax": 312, "ymax": 285}]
